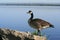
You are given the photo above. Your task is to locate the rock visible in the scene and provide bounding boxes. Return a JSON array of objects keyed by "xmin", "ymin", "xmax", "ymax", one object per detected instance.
[
  {"xmin": 0, "ymin": 28, "xmax": 47, "ymax": 40},
  {"xmin": 34, "ymin": 35, "xmax": 47, "ymax": 40}
]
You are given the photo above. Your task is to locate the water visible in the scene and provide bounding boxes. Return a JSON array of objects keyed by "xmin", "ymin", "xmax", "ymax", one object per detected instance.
[{"xmin": 0, "ymin": 6, "xmax": 60, "ymax": 40}]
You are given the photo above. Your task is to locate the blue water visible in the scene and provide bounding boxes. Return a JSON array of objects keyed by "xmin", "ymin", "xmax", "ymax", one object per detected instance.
[{"xmin": 0, "ymin": 6, "xmax": 60, "ymax": 40}]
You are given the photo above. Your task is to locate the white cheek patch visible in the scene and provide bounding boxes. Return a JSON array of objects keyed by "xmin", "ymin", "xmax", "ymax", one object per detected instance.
[
  {"xmin": 30, "ymin": 12, "xmax": 33, "ymax": 14},
  {"xmin": 30, "ymin": 12, "xmax": 33, "ymax": 13}
]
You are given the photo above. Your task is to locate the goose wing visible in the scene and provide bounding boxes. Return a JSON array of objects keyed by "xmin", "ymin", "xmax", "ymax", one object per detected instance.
[{"xmin": 31, "ymin": 18, "xmax": 54, "ymax": 27}]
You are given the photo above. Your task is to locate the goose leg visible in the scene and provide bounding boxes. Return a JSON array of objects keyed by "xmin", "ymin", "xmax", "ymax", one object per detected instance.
[{"xmin": 38, "ymin": 30, "xmax": 42, "ymax": 36}]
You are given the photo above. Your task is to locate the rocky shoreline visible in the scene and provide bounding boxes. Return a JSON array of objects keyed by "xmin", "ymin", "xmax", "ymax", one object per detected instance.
[{"xmin": 0, "ymin": 28, "xmax": 47, "ymax": 40}]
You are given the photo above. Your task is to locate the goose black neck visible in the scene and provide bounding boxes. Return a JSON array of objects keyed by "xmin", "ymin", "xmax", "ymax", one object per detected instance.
[{"xmin": 30, "ymin": 13, "xmax": 33, "ymax": 20}]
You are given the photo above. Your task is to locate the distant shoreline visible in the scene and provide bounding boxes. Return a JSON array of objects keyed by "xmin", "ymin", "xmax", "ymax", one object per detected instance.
[{"xmin": 0, "ymin": 3, "xmax": 60, "ymax": 6}]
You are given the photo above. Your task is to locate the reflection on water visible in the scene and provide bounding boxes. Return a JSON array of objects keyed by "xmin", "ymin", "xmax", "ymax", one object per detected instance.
[{"xmin": 0, "ymin": 6, "xmax": 60, "ymax": 40}]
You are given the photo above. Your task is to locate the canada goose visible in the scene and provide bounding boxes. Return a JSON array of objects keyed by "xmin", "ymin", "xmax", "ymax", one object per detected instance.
[{"xmin": 27, "ymin": 10, "xmax": 54, "ymax": 35}]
